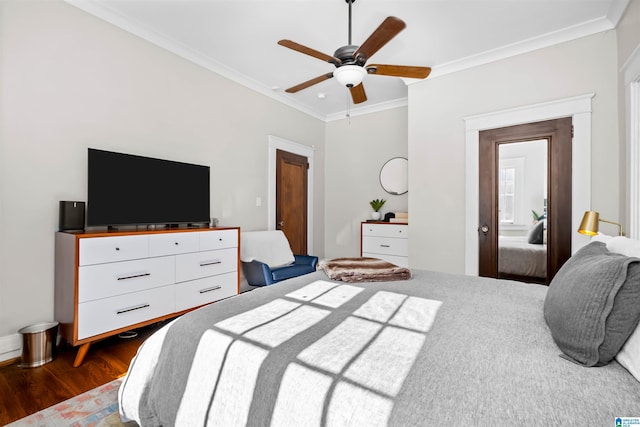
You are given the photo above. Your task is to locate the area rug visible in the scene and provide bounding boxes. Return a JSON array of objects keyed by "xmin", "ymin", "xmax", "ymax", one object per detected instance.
[{"xmin": 7, "ymin": 378, "xmax": 136, "ymax": 427}]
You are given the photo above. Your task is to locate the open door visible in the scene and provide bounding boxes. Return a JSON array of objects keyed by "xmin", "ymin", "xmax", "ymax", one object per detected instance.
[
  {"xmin": 478, "ymin": 118, "xmax": 572, "ymax": 284},
  {"xmin": 276, "ymin": 149, "xmax": 308, "ymax": 255}
]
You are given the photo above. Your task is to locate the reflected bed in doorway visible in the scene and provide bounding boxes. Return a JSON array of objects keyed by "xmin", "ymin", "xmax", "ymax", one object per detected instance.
[
  {"xmin": 119, "ymin": 254, "xmax": 640, "ymax": 426},
  {"xmin": 498, "ymin": 235, "xmax": 547, "ymax": 280}
]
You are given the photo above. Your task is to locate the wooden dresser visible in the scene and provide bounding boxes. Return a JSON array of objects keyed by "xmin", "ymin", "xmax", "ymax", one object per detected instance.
[
  {"xmin": 54, "ymin": 227, "xmax": 240, "ymax": 366},
  {"xmin": 360, "ymin": 222, "xmax": 409, "ymax": 267}
]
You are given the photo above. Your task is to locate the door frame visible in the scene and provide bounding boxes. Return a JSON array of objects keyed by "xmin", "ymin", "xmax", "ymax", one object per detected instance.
[
  {"xmin": 478, "ymin": 119, "xmax": 572, "ymax": 283},
  {"xmin": 464, "ymin": 94, "xmax": 594, "ymax": 275},
  {"xmin": 268, "ymin": 135, "xmax": 315, "ymax": 254},
  {"xmin": 624, "ymin": 46, "xmax": 640, "ymax": 239}
]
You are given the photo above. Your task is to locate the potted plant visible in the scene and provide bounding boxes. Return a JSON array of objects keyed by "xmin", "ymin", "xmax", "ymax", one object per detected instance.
[
  {"xmin": 531, "ymin": 209, "xmax": 546, "ymax": 224},
  {"xmin": 369, "ymin": 198, "xmax": 386, "ymax": 220}
]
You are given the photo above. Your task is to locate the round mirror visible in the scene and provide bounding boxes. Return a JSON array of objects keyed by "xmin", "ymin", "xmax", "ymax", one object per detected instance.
[{"xmin": 380, "ymin": 157, "xmax": 408, "ymax": 195}]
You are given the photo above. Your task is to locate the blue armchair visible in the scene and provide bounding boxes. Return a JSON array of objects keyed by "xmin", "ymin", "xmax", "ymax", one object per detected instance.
[{"xmin": 240, "ymin": 230, "xmax": 318, "ymax": 287}]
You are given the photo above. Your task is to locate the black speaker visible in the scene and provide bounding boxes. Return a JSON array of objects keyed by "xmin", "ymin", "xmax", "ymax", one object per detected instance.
[{"xmin": 59, "ymin": 201, "xmax": 85, "ymax": 231}]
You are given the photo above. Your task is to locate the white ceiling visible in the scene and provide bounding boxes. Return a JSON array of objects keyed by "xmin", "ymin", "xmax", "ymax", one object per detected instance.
[{"xmin": 66, "ymin": 0, "xmax": 626, "ymax": 121}]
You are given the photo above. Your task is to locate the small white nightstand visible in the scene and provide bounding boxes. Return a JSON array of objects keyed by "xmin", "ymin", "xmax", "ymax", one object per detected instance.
[{"xmin": 360, "ymin": 222, "xmax": 409, "ymax": 267}]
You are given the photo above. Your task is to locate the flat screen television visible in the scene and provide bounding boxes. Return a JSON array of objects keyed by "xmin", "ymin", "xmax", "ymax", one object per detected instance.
[{"xmin": 87, "ymin": 148, "xmax": 210, "ymax": 227}]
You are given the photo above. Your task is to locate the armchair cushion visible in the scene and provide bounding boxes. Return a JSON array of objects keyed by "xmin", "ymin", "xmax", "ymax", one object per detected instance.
[
  {"xmin": 271, "ymin": 255, "xmax": 319, "ymax": 282},
  {"xmin": 241, "ymin": 250, "xmax": 318, "ymax": 287}
]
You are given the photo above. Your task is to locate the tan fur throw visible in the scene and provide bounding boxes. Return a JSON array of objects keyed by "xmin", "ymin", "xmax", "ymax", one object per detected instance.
[{"xmin": 319, "ymin": 257, "xmax": 411, "ymax": 283}]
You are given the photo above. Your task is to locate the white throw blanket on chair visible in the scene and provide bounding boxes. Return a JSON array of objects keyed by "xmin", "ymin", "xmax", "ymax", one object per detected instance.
[{"xmin": 240, "ymin": 230, "xmax": 295, "ymax": 268}]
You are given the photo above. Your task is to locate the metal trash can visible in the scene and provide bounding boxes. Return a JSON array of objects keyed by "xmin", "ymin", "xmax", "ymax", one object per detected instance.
[{"xmin": 18, "ymin": 321, "xmax": 59, "ymax": 368}]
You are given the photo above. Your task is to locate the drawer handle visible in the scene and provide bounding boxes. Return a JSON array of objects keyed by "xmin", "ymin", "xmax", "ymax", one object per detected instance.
[
  {"xmin": 380, "ymin": 244, "xmax": 391, "ymax": 248},
  {"xmin": 200, "ymin": 260, "xmax": 222, "ymax": 267},
  {"xmin": 117, "ymin": 273, "xmax": 151, "ymax": 281},
  {"xmin": 199, "ymin": 285, "xmax": 222, "ymax": 294},
  {"xmin": 116, "ymin": 303, "xmax": 150, "ymax": 315}
]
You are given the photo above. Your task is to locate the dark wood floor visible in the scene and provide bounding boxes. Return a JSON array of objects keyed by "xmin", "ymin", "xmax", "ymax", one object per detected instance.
[{"xmin": 0, "ymin": 322, "xmax": 165, "ymax": 425}]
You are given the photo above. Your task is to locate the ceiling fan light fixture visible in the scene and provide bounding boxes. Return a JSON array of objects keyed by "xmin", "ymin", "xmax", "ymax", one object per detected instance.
[{"xmin": 334, "ymin": 65, "xmax": 366, "ymax": 88}]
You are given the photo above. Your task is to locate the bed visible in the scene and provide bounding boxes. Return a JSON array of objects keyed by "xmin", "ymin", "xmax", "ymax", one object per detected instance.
[
  {"xmin": 119, "ymin": 243, "xmax": 640, "ymax": 426},
  {"xmin": 498, "ymin": 235, "xmax": 547, "ymax": 279}
]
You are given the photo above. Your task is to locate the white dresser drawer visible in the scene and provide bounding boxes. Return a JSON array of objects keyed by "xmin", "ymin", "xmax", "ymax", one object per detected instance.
[
  {"xmin": 77, "ymin": 285, "xmax": 174, "ymax": 340},
  {"xmin": 175, "ymin": 272, "xmax": 237, "ymax": 312},
  {"xmin": 56, "ymin": 227, "xmax": 241, "ymax": 366},
  {"xmin": 175, "ymin": 248, "xmax": 238, "ymax": 283},
  {"xmin": 361, "ymin": 252, "xmax": 409, "ymax": 268},
  {"xmin": 149, "ymin": 232, "xmax": 199, "ymax": 257},
  {"xmin": 362, "ymin": 223, "xmax": 408, "ymax": 238},
  {"xmin": 362, "ymin": 236, "xmax": 409, "ymax": 257},
  {"xmin": 199, "ymin": 229, "xmax": 239, "ymax": 251},
  {"xmin": 78, "ymin": 256, "xmax": 175, "ymax": 303},
  {"xmin": 79, "ymin": 235, "xmax": 149, "ymax": 266}
]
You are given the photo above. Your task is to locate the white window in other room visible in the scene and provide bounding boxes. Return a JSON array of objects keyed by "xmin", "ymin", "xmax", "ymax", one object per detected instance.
[{"xmin": 498, "ymin": 157, "xmax": 525, "ymax": 225}]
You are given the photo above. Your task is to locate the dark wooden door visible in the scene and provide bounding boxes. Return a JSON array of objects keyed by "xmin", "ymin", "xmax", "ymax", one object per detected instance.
[
  {"xmin": 276, "ymin": 149, "xmax": 308, "ymax": 255},
  {"xmin": 478, "ymin": 118, "xmax": 572, "ymax": 284}
]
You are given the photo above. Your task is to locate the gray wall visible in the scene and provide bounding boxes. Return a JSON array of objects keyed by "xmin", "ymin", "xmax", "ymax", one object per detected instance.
[
  {"xmin": 408, "ymin": 31, "xmax": 620, "ymax": 273},
  {"xmin": 0, "ymin": 1, "xmax": 325, "ymax": 342},
  {"xmin": 617, "ymin": 0, "xmax": 640, "ymax": 229},
  {"xmin": 324, "ymin": 108, "xmax": 408, "ymax": 259}
]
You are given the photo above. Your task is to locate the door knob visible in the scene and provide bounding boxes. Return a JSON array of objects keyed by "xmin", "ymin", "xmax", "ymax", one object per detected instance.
[
  {"xmin": 278, "ymin": 221, "xmax": 285, "ymax": 229},
  {"xmin": 480, "ymin": 225, "xmax": 489, "ymax": 234}
]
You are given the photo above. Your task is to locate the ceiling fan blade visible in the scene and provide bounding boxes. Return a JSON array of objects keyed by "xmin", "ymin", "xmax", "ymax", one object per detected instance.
[
  {"xmin": 366, "ymin": 64, "xmax": 432, "ymax": 79},
  {"xmin": 285, "ymin": 73, "xmax": 334, "ymax": 93},
  {"xmin": 350, "ymin": 83, "xmax": 367, "ymax": 104},
  {"xmin": 278, "ymin": 40, "xmax": 341, "ymax": 66},
  {"xmin": 353, "ymin": 17, "xmax": 406, "ymax": 64}
]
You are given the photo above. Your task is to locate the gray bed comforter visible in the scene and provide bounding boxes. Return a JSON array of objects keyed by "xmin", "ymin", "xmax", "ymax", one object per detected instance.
[
  {"xmin": 498, "ymin": 236, "xmax": 547, "ymax": 278},
  {"xmin": 119, "ymin": 269, "xmax": 640, "ymax": 426}
]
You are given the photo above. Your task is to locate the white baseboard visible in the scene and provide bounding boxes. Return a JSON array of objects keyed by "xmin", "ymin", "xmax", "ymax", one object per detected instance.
[{"xmin": 0, "ymin": 333, "xmax": 22, "ymax": 362}]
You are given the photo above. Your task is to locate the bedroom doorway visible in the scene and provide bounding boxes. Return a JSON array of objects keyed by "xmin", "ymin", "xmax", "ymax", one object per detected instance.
[
  {"xmin": 276, "ymin": 149, "xmax": 308, "ymax": 255},
  {"xmin": 478, "ymin": 118, "xmax": 572, "ymax": 284},
  {"xmin": 267, "ymin": 135, "xmax": 315, "ymax": 256}
]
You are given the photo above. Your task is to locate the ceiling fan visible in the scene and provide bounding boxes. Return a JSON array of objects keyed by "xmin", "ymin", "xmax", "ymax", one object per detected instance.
[{"xmin": 278, "ymin": 0, "xmax": 431, "ymax": 104}]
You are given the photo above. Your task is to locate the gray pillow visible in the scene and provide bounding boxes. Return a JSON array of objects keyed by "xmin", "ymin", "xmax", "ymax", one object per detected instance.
[
  {"xmin": 544, "ymin": 241, "xmax": 640, "ymax": 366},
  {"xmin": 527, "ymin": 220, "xmax": 544, "ymax": 244}
]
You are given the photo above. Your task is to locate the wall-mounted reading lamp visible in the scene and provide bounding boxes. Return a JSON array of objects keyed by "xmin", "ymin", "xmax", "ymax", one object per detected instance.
[{"xmin": 577, "ymin": 210, "xmax": 624, "ymax": 236}]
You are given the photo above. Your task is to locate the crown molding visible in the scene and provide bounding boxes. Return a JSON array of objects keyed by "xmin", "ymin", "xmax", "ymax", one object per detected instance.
[
  {"xmin": 325, "ymin": 97, "xmax": 408, "ymax": 122},
  {"xmin": 411, "ymin": 15, "xmax": 615, "ymax": 82},
  {"xmin": 607, "ymin": 0, "xmax": 631, "ymax": 27},
  {"xmin": 65, "ymin": 0, "xmax": 620, "ymax": 122}
]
